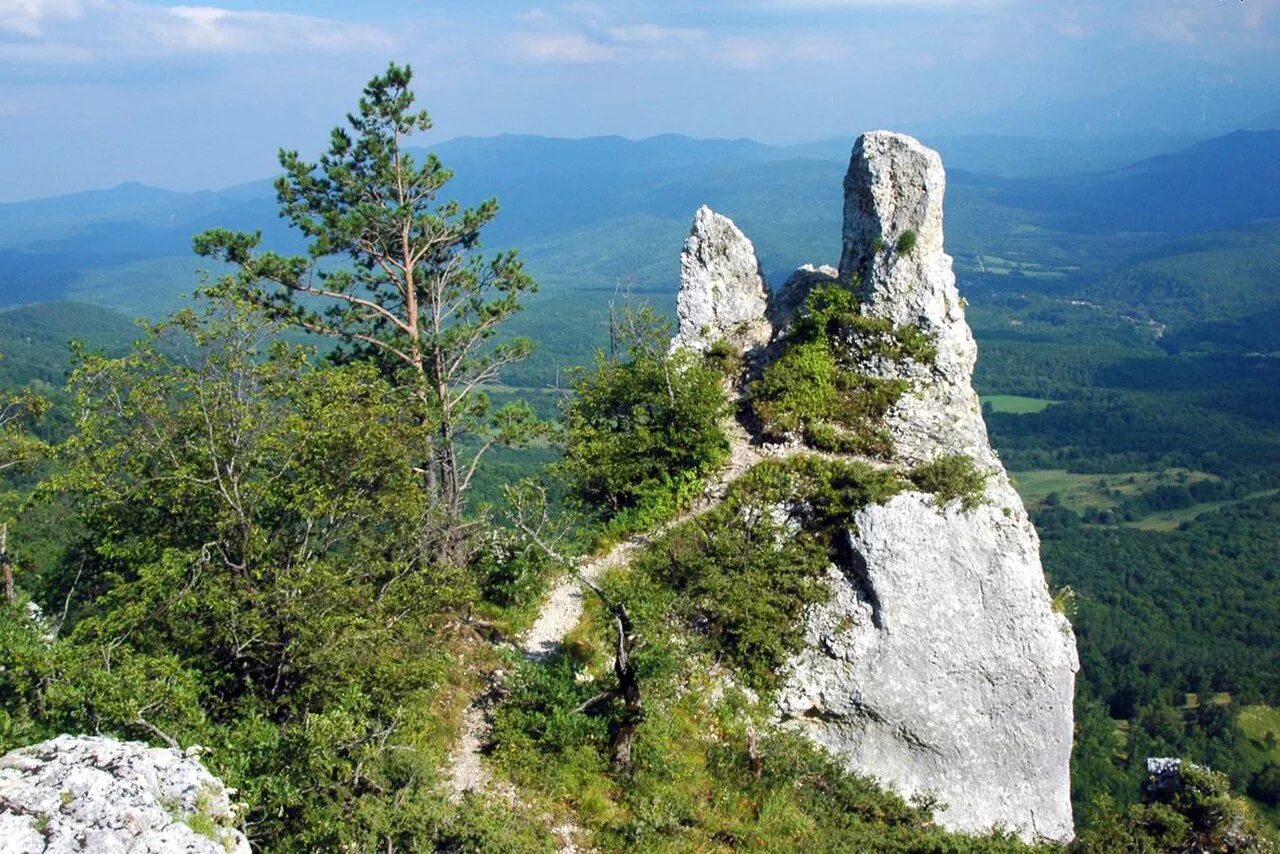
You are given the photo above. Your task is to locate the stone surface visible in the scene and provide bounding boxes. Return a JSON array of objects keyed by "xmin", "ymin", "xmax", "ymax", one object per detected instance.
[
  {"xmin": 772, "ymin": 131, "xmax": 1079, "ymax": 843},
  {"xmin": 1145, "ymin": 757, "xmax": 1186, "ymax": 799},
  {"xmin": 672, "ymin": 205, "xmax": 772, "ymax": 354},
  {"xmin": 778, "ymin": 493, "xmax": 1078, "ymax": 842},
  {"xmin": 0, "ymin": 735, "xmax": 250, "ymax": 854},
  {"xmin": 840, "ymin": 130, "xmax": 991, "ymax": 468}
]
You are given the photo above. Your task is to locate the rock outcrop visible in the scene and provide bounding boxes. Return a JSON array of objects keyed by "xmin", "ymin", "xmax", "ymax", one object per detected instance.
[
  {"xmin": 0, "ymin": 735, "xmax": 249, "ymax": 854},
  {"xmin": 671, "ymin": 131, "xmax": 1078, "ymax": 842},
  {"xmin": 672, "ymin": 205, "xmax": 772, "ymax": 354},
  {"xmin": 776, "ymin": 131, "xmax": 1078, "ymax": 843}
]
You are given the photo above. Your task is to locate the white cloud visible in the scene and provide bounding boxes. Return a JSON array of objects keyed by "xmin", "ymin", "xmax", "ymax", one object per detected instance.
[
  {"xmin": 0, "ymin": 0, "xmax": 396, "ymax": 61},
  {"xmin": 561, "ymin": 2, "xmax": 606, "ymax": 21},
  {"xmin": 605, "ymin": 23, "xmax": 704, "ymax": 43},
  {"xmin": 139, "ymin": 5, "xmax": 393, "ymax": 53},
  {"xmin": 1056, "ymin": 20, "xmax": 1088, "ymax": 39},
  {"xmin": 0, "ymin": 0, "xmax": 91, "ymax": 36},
  {"xmin": 714, "ymin": 36, "xmax": 772, "ymax": 69},
  {"xmin": 506, "ymin": 30, "xmax": 615, "ymax": 63}
]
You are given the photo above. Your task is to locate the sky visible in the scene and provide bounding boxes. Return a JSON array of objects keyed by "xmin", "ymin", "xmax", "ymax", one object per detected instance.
[{"xmin": 0, "ymin": 0, "xmax": 1278, "ymax": 200}]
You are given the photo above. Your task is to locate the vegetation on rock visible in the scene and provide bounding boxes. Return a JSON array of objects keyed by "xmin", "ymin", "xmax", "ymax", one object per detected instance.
[
  {"xmin": 750, "ymin": 281, "xmax": 933, "ymax": 455},
  {"xmin": 908, "ymin": 454, "xmax": 988, "ymax": 510}
]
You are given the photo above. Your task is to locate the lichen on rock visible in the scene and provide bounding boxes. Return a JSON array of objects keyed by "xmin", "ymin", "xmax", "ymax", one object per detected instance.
[{"xmin": 0, "ymin": 734, "xmax": 249, "ymax": 854}]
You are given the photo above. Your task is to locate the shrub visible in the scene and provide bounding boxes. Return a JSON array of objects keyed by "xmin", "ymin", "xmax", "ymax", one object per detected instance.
[
  {"xmin": 750, "ymin": 283, "xmax": 935, "ymax": 455},
  {"xmin": 32, "ymin": 299, "xmax": 472, "ymax": 850},
  {"xmin": 1075, "ymin": 761, "xmax": 1277, "ymax": 853},
  {"xmin": 636, "ymin": 505, "xmax": 829, "ymax": 691},
  {"xmin": 907, "ymin": 454, "xmax": 987, "ymax": 510},
  {"xmin": 704, "ymin": 337, "xmax": 744, "ymax": 378},
  {"xmin": 560, "ymin": 306, "xmax": 729, "ymax": 532},
  {"xmin": 896, "ymin": 229, "xmax": 919, "ymax": 256},
  {"xmin": 631, "ymin": 457, "xmax": 907, "ymax": 691}
]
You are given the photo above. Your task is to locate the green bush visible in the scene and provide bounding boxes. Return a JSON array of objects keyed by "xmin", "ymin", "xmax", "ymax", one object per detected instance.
[
  {"xmin": 896, "ymin": 229, "xmax": 919, "ymax": 256},
  {"xmin": 907, "ymin": 454, "xmax": 987, "ymax": 510},
  {"xmin": 636, "ymin": 505, "xmax": 829, "ymax": 691},
  {"xmin": 12, "ymin": 298, "xmax": 479, "ymax": 851},
  {"xmin": 704, "ymin": 337, "xmax": 744, "ymax": 378},
  {"xmin": 631, "ymin": 457, "xmax": 907, "ymax": 691},
  {"xmin": 560, "ymin": 306, "xmax": 729, "ymax": 533},
  {"xmin": 1074, "ymin": 761, "xmax": 1277, "ymax": 853},
  {"xmin": 750, "ymin": 283, "xmax": 934, "ymax": 455}
]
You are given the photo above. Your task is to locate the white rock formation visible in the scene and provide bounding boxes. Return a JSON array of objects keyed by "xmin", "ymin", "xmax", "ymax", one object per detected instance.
[
  {"xmin": 838, "ymin": 131, "xmax": 995, "ymax": 468},
  {"xmin": 772, "ymin": 130, "xmax": 1079, "ymax": 843},
  {"xmin": 672, "ymin": 205, "xmax": 772, "ymax": 354},
  {"xmin": 779, "ymin": 493, "xmax": 1078, "ymax": 842},
  {"xmin": 0, "ymin": 735, "xmax": 250, "ymax": 854}
]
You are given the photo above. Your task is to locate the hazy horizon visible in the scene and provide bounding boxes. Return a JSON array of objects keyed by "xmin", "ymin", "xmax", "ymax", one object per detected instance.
[{"xmin": 2, "ymin": 0, "xmax": 1278, "ymax": 201}]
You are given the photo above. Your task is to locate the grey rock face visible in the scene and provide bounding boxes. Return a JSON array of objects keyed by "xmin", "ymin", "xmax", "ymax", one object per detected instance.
[
  {"xmin": 1145, "ymin": 757, "xmax": 1186, "ymax": 799},
  {"xmin": 841, "ymin": 131, "xmax": 990, "ymax": 468},
  {"xmin": 0, "ymin": 735, "xmax": 250, "ymax": 854},
  {"xmin": 774, "ymin": 131, "xmax": 1079, "ymax": 842},
  {"xmin": 672, "ymin": 206, "xmax": 772, "ymax": 354},
  {"xmin": 779, "ymin": 494, "xmax": 1078, "ymax": 842}
]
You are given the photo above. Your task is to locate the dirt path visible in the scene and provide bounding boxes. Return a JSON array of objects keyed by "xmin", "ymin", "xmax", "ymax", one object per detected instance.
[
  {"xmin": 443, "ymin": 418, "xmax": 809, "ymax": 846},
  {"xmin": 521, "ymin": 420, "xmax": 773, "ymax": 660}
]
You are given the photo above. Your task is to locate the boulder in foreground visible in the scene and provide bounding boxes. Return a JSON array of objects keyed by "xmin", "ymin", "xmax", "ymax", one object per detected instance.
[{"xmin": 0, "ymin": 735, "xmax": 249, "ymax": 854}]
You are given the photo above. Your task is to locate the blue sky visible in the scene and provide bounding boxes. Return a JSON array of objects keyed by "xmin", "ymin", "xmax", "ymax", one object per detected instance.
[{"xmin": 1, "ymin": 0, "xmax": 1277, "ymax": 200}]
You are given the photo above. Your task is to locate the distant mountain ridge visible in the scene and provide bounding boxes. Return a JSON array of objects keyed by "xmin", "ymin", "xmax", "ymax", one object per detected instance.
[
  {"xmin": 0, "ymin": 128, "xmax": 1276, "ymax": 339},
  {"xmin": 990, "ymin": 129, "xmax": 1280, "ymax": 234}
]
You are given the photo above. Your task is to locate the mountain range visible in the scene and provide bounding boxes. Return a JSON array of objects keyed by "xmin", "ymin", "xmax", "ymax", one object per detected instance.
[{"xmin": 0, "ymin": 126, "xmax": 1278, "ymax": 385}]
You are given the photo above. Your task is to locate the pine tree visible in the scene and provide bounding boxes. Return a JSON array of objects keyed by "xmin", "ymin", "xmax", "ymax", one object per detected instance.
[{"xmin": 195, "ymin": 63, "xmax": 539, "ymax": 563}]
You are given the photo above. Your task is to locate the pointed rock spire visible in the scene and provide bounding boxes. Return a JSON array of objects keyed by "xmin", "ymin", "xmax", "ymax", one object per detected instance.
[
  {"xmin": 672, "ymin": 206, "xmax": 771, "ymax": 354},
  {"xmin": 775, "ymin": 131, "xmax": 1079, "ymax": 844}
]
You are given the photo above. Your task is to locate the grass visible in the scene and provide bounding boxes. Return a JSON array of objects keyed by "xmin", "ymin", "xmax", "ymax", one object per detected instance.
[
  {"xmin": 1183, "ymin": 692, "xmax": 1234, "ymax": 710},
  {"xmin": 1111, "ymin": 718, "xmax": 1131, "ymax": 764},
  {"xmin": 981, "ymin": 394, "xmax": 1058, "ymax": 414},
  {"xmin": 1237, "ymin": 705, "xmax": 1280, "ymax": 757},
  {"xmin": 1010, "ymin": 469, "xmax": 1121, "ymax": 512},
  {"xmin": 1125, "ymin": 489, "xmax": 1280, "ymax": 532},
  {"xmin": 970, "ymin": 254, "xmax": 1076, "ymax": 278},
  {"xmin": 1234, "ymin": 704, "xmax": 1280, "ymax": 826},
  {"xmin": 1010, "ymin": 467, "xmax": 1220, "ymax": 514}
]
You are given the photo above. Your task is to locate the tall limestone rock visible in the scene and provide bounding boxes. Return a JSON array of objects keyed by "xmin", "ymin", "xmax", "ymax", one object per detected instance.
[
  {"xmin": 674, "ymin": 132, "xmax": 1078, "ymax": 842},
  {"xmin": 775, "ymin": 131, "xmax": 1079, "ymax": 842},
  {"xmin": 672, "ymin": 205, "xmax": 772, "ymax": 354}
]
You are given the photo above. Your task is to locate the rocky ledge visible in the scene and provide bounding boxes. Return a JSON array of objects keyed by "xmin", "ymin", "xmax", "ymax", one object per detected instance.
[{"xmin": 0, "ymin": 735, "xmax": 249, "ymax": 854}]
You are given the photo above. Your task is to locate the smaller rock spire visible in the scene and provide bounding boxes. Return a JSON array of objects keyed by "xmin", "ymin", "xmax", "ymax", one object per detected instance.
[{"xmin": 672, "ymin": 206, "xmax": 771, "ymax": 354}]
